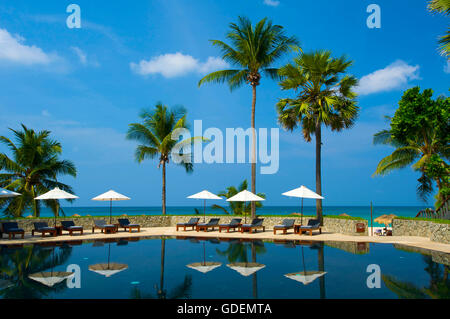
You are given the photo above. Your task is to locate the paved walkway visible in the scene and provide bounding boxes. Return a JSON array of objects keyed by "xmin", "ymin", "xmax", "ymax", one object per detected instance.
[{"xmin": 1, "ymin": 227, "xmax": 449, "ymax": 254}]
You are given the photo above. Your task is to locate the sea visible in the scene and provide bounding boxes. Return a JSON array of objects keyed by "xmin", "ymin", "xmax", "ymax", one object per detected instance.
[{"xmin": 12, "ymin": 205, "xmax": 429, "ymax": 226}]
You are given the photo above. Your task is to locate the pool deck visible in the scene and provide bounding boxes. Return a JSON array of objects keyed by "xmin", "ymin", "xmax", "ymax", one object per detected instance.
[{"xmin": 1, "ymin": 226, "xmax": 449, "ymax": 254}]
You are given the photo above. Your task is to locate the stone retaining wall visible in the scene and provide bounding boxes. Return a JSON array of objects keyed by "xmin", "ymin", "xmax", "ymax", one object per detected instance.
[
  {"xmin": 392, "ymin": 219, "xmax": 450, "ymax": 244},
  {"xmin": 1, "ymin": 215, "xmax": 368, "ymax": 236}
]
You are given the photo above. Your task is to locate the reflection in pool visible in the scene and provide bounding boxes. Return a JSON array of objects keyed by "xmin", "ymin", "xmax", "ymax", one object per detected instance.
[{"xmin": 0, "ymin": 236, "xmax": 448, "ymax": 299}]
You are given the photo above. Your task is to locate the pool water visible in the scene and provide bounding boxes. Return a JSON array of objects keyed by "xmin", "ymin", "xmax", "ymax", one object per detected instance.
[{"xmin": 0, "ymin": 236, "xmax": 448, "ymax": 299}]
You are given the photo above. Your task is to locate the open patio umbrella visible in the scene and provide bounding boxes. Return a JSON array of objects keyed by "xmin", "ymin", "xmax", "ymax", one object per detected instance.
[
  {"xmin": 92, "ymin": 190, "xmax": 130, "ymax": 224},
  {"xmin": 186, "ymin": 241, "xmax": 222, "ymax": 274},
  {"xmin": 35, "ymin": 187, "xmax": 78, "ymax": 226},
  {"xmin": 187, "ymin": 190, "xmax": 222, "ymax": 223},
  {"xmin": 89, "ymin": 242, "xmax": 128, "ymax": 277},
  {"xmin": 0, "ymin": 187, "xmax": 21, "ymax": 198},
  {"xmin": 284, "ymin": 246, "xmax": 326, "ymax": 285},
  {"xmin": 226, "ymin": 190, "xmax": 265, "ymax": 223},
  {"xmin": 226, "ymin": 262, "xmax": 266, "ymax": 277},
  {"xmin": 282, "ymin": 186, "xmax": 324, "ymax": 224},
  {"xmin": 29, "ymin": 247, "xmax": 74, "ymax": 287}
]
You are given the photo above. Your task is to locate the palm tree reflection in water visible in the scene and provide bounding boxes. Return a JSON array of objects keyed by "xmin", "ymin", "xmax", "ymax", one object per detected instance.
[{"xmin": 0, "ymin": 244, "xmax": 72, "ymax": 299}]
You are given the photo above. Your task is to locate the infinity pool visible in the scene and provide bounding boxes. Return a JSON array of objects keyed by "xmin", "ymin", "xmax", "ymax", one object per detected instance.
[{"xmin": 0, "ymin": 236, "xmax": 448, "ymax": 299}]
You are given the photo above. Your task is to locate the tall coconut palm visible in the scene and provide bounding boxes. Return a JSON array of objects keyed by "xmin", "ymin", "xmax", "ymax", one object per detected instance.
[
  {"xmin": 126, "ymin": 103, "xmax": 200, "ymax": 215},
  {"xmin": 428, "ymin": 0, "xmax": 450, "ymax": 58},
  {"xmin": 277, "ymin": 51, "xmax": 359, "ymax": 224},
  {"xmin": 0, "ymin": 125, "xmax": 77, "ymax": 217},
  {"xmin": 198, "ymin": 16, "xmax": 299, "ymax": 218}
]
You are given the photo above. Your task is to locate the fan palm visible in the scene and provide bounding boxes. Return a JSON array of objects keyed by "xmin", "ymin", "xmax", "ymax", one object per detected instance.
[
  {"xmin": 126, "ymin": 103, "xmax": 201, "ymax": 215},
  {"xmin": 0, "ymin": 125, "xmax": 77, "ymax": 217},
  {"xmin": 198, "ymin": 16, "xmax": 299, "ymax": 218},
  {"xmin": 276, "ymin": 51, "xmax": 359, "ymax": 224},
  {"xmin": 428, "ymin": 0, "xmax": 450, "ymax": 58},
  {"xmin": 211, "ymin": 179, "xmax": 266, "ymax": 217}
]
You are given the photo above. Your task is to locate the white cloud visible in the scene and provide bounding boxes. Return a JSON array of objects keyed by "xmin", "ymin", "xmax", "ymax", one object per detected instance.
[
  {"xmin": 71, "ymin": 46, "xmax": 87, "ymax": 65},
  {"xmin": 0, "ymin": 28, "xmax": 54, "ymax": 65},
  {"xmin": 130, "ymin": 52, "xmax": 229, "ymax": 78},
  {"xmin": 356, "ymin": 60, "xmax": 420, "ymax": 96},
  {"xmin": 71, "ymin": 46, "xmax": 100, "ymax": 67},
  {"xmin": 263, "ymin": 0, "xmax": 280, "ymax": 6},
  {"xmin": 444, "ymin": 60, "xmax": 450, "ymax": 74}
]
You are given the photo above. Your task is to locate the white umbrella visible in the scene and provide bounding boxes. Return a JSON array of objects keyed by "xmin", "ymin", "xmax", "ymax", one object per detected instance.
[
  {"xmin": 0, "ymin": 187, "xmax": 20, "ymax": 198},
  {"xmin": 187, "ymin": 190, "xmax": 222, "ymax": 222},
  {"xmin": 92, "ymin": 190, "xmax": 130, "ymax": 224},
  {"xmin": 89, "ymin": 242, "xmax": 128, "ymax": 277},
  {"xmin": 187, "ymin": 262, "xmax": 222, "ymax": 274},
  {"xmin": 284, "ymin": 246, "xmax": 326, "ymax": 286},
  {"xmin": 284, "ymin": 271, "xmax": 327, "ymax": 285},
  {"xmin": 226, "ymin": 262, "xmax": 266, "ymax": 277},
  {"xmin": 186, "ymin": 241, "xmax": 222, "ymax": 274},
  {"xmin": 35, "ymin": 187, "xmax": 79, "ymax": 226},
  {"xmin": 282, "ymin": 185, "xmax": 324, "ymax": 224},
  {"xmin": 226, "ymin": 190, "xmax": 265, "ymax": 223},
  {"xmin": 89, "ymin": 263, "xmax": 128, "ymax": 277},
  {"xmin": 29, "ymin": 272, "xmax": 75, "ymax": 287}
]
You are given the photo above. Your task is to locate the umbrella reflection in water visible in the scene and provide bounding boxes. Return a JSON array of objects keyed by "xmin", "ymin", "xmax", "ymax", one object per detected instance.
[{"xmin": 89, "ymin": 241, "xmax": 128, "ymax": 277}]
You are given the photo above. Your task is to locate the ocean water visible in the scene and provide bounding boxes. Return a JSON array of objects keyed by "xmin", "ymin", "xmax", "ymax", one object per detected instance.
[{"xmin": 13, "ymin": 205, "xmax": 428, "ymax": 226}]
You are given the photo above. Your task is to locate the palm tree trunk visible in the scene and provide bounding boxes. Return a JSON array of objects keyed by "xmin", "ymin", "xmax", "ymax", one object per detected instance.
[
  {"xmin": 318, "ymin": 242, "xmax": 326, "ymax": 299},
  {"xmin": 315, "ymin": 119, "xmax": 323, "ymax": 225},
  {"xmin": 251, "ymin": 84, "xmax": 257, "ymax": 218},
  {"xmin": 159, "ymin": 238, "xmax": 166, "ymax": 299},
  {"xmin": 162, "ymin": 161, "xmax": 166, "ymax": 215},
  {"xmin": 251, "ymin": 242, "xmax": 258, "ymax": 299}
]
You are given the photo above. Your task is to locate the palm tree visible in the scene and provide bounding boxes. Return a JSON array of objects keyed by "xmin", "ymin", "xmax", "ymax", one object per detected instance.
[
  {"xmin": 0, "ymin": 245, "xmax": 73, "ymax": 299},
  {"xmin": 373, "ymin": 127, "xmax": 449, "ymax": 202},
  {"xmin": 212, "ymin": 179, "xmax": 266, "ymax": 217},
  {"xmin": 199, "ymin": 16, "xmax": 299, "ymax": 218},
  {"xmin": 427, "ymin": 0, "xmax": 450, "ymax": 58},
  {"xmin": 277, "ymin": 51, "xmax": 359, "ymax": 224},
  {"xmin": 0, "ymin": 125, "xmax": 77, "ymax": 217},
  {"xmin": 127, "ymin": 103, "xmax": 201, "ymax": 215},
  {"xmin": 372, "ymin": 88, "xmax": 449, "ymax": 203}
]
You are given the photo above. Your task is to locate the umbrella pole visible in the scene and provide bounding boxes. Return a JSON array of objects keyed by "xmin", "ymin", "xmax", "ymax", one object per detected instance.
[
  {"xmin": 301, "ymin": 198, "xmax": 304, "ymax": 225},
  {"xmin": 370, "ymin": 202, "xmax": 373, "ymax": 236},
  {"xmin": 110, "ymin": 200, "xmax": 112, "ymax": 224},
  {"xmin": 301, "ymin": 246, "xmax": 306, "ymax": 275},
  {"xmin": 204, "ymin": 199, "xmax": 206, "ymax": 223},
  {"xmin": 203, "ymin": 242, "xmax": 206, "ymax": 266}
]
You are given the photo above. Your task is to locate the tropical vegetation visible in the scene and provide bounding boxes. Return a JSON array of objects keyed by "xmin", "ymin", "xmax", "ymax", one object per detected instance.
[
  {"xmin": 199, "ymin": 16, "xmax": 299, "ymax": 218},
  {"xmin": 211, "ymin": 179, "xmax": 266, "ymax": 217},
  {"xmin": 126, "ymin": 103, "xmax": 201, "ymax": 215},
  {"xmin": 427, "ymin": 0, "xmax": 450, "ymax": 58},
  {"xmin": 276, "ymin": 50, "xmax": 359, "ymax": 224},
  {"xmin": 0, "ymin": 125, "xmax": 77, "ymax": 217},
  {"xmin": 373, "ymin": 87, "xmax": 449, "ymax": 207}
]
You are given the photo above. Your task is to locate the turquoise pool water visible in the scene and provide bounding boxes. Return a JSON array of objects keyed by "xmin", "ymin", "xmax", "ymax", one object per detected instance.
[{"xmin": 0, "ymin": 236, "xmax": 448, "ymax": 299}]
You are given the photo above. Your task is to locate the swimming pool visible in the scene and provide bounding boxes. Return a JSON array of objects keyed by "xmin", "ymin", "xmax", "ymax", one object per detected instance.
[{"xmin": 0, "ymin": 236, "xmax": 448, "ymax": 299}]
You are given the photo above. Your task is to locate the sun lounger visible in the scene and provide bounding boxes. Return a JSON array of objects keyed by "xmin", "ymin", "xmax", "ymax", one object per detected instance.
[
  {"xmin": 1, "ymin": 222, "xmax": 25, "ymax": 239},
  {"xmin": 298, "ymin": 219, "xmax": 322, "ymax": 236},
  {"xmin": 239, "ymin": 218, "xmax": 265, "ymax": 234},
  {"xmin": 118, "ymin": 218, "xmax": 141, "ymax": 233},
  {"xmin": 61, "ymin": 221, "xmax": 84, "ymax": 235},
  {"xmin": 176, "ymin": 218, "xmax": 200, "ymax": 231},
  {"xmin": 273, "ymin": 219, "xmax": 295, "ymax": 234},
  {"xmin": 92, "ymin": 220, "xmax": 117, "ymax": 233},
  {"xmin": 196, "ymin": 218, "xmax": 220, "ymax": 232},
  {"xmin": 31, "ymin": 222, "xmax": 57, "ymax": 237},
  {"xmin": 219, "ymin": 218, "xmax": 242, "ymax": 233}
]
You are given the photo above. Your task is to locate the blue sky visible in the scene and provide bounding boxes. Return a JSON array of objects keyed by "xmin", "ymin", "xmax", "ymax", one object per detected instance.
[{"xmin": 0, "ymin": 0, "xmax": 448, "ymax": 207}]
